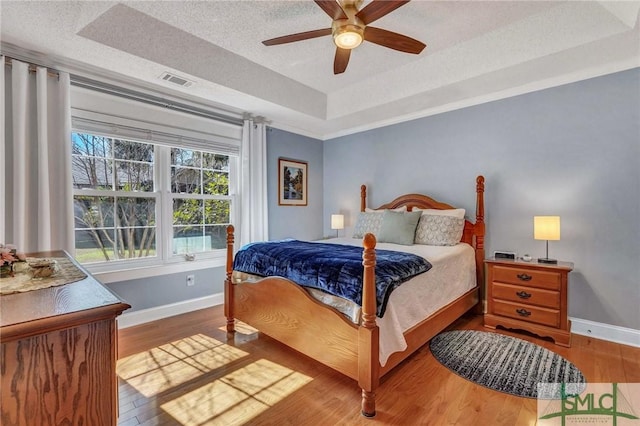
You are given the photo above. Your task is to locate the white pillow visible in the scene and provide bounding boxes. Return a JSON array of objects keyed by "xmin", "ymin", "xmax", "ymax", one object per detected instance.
[
  {"xmin": 413, "ymin": 207, "xmax": 465, "ymax": 219},
  {"xmin": 365, "ymin": 206, "xmax": 407, "ymax": 213}
]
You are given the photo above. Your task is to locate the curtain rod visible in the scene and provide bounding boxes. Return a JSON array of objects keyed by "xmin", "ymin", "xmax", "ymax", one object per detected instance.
[
  {"xmin": 2, "ymin": 54, "xmax": 256, "ymax": 127},
  {"xmin": 3, "ymin": 56, "xmax": 60, "ymax": 78}
]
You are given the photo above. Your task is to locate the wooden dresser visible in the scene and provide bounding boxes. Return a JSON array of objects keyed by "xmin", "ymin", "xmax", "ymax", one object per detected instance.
[
  {"xmin": 484, "ymin": 257, "xmax": 573, "ymax": 347},
  {"xmin": 1, "ymin": 251, "xmax": 130, "ymax": 425}
]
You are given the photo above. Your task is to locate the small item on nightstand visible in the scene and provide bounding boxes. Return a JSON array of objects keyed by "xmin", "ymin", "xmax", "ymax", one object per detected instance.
[
  {"xmin": 494, "ymin": 251, "xmax": 516, "ymax": 260},
  {"xmin": 522, "ymin": 254, "xmax": 532, "ymax": 262}
]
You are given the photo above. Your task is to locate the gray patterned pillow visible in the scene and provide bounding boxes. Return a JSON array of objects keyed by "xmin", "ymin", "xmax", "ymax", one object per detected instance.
[
  {"xmin": 352, "ymin": 212, "xmax": 384, "ymax": 238},
  {"xmin": 414, "ymin": 214, "xmax": 465, "ymax": 246}
]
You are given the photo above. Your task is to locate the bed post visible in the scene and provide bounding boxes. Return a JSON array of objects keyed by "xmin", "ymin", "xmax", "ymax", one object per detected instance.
[
  {"xmin": 361, "ymin": 185, "xmax": 367, "ymax": 212},
  {"xmin": 359, "ymin": 233, "xmax": 379, "ymax": 417},
  {"xmin": 474, "ymin": 176, "xmax": 486, "ymax": 314},
  {"xmin": 224, "ymin": 225, "xmax": 236, "ymax": 333}
]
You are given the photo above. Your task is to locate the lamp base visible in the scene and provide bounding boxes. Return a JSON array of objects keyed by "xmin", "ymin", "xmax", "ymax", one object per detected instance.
[{"xmin": 537, "ymin": 257, "xmax": 557, "ymax": 264}]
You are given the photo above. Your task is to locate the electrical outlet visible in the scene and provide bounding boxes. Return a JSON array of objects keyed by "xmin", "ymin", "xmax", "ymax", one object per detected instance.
[{"xmin": 186, "ymin": 274, "xmax": 195, "ymax": 286}]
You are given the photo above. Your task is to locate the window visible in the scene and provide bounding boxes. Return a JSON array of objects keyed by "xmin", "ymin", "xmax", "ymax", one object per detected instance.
[
  {"xmin": 72, "ymin": 131, "xmax": 236, "ymax": 270},
  {"xmin": 170, "ymin": 148, "xmax": 231, "ymax": 254}
]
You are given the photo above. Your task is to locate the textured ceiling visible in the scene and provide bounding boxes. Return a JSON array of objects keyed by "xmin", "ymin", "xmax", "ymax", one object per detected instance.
[{"xmin": 1, "ymin": 1, "xmax": 639, "ymax": 139}]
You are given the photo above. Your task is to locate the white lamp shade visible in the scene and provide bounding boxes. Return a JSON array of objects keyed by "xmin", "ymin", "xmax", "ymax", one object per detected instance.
[
  {"xmin": 534, "ymin": 216, "xmax": 560, "ymax": 241},
  {"xmin": 331, "ymin": 214, "xmax": 345, "ymax": 230}
]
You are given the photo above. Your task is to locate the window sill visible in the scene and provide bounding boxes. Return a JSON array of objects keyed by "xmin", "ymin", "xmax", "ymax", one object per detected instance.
[{"xmin": 90, "ymin": 256, "xmax": 227, "ymax": 284}]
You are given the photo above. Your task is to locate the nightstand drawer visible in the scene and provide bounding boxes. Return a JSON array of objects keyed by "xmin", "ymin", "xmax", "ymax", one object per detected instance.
[
  {"xmin": 493, "ymin": 266, "xmax": 560, "ymax": 290},
  {"xmin": 492, "ymin": 300, "xmax": 560, "ymax": 328},
  {"xmin": 491, "ymin": 283, "xmax": 560, "ymax": 309}
]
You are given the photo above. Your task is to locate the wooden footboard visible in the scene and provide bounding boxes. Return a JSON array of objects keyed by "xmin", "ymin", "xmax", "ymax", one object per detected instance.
[{"xmin": 225, "ymin": 226, "xmax": 380, "ymax": 417}]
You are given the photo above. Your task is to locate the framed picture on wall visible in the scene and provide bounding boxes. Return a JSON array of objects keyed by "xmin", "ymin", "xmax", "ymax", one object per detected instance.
[{"xmin": 278, "ymin": 158, "xmax": 308, "ymax": 206}]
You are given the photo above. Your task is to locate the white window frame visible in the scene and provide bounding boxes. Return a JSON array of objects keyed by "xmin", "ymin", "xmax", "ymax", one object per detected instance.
[{"xmin": 71, "ymin": 115, "xmax": 240, "ymax": 283}]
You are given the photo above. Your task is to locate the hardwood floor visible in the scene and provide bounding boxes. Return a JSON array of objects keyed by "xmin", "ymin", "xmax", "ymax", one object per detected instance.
[{"xmin": 117, "ymin": 306, "xmax": 639, "ymax": 425}]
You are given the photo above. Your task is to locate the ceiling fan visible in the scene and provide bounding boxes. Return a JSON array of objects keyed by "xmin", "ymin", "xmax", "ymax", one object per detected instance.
[{"xmin": 262, "ymin": 0, "xmax": 426, "ymax": 75}]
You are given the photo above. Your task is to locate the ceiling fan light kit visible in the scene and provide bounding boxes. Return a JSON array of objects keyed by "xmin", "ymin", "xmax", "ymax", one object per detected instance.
[
  {"xmin": 262, "ymin": 0, "xmax": 426, "ymax": 74},
  {"xmin": 333, "ymin": 24, "xmax": 364, "ymax": 50}
]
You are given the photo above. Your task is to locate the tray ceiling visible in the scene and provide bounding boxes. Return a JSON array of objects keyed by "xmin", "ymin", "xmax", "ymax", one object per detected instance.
[{"xmin": 1, "ymin": 1, "xmax": 639, "ymax": 139}]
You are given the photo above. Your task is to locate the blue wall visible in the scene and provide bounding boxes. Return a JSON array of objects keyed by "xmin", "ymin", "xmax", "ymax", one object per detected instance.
[
  {"xmin": 267, "ymin": 128, "xmax": 324, "ymax": 241},
  {"xmin": 108, "ymin": 69, "xmax": 639, "ymax": 332},
  {"xmin": 323, "ymin": 68, "xmax": 640, "ymax": 330}
]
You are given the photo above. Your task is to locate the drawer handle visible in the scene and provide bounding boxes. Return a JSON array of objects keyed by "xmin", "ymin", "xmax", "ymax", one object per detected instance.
[
  {"xmin": 517, "ymin": 273, "xmax": 532, "ymax": 281},
  {"xmin": 516, "ymin": 308, "xmax": 531, "ymax": 317},
  {"xmin": 516, "ymin": 291, "xmax": 532, "ymax": 299}
]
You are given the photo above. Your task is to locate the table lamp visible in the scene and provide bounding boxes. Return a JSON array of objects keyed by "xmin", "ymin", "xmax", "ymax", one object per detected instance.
[
  {"xmin": 331, "ymin": 214, "xmax": 344, "ymax": 238},
  {"xmin": 534, "ymin": 216, "xmax": 560, "ymax": 264}
]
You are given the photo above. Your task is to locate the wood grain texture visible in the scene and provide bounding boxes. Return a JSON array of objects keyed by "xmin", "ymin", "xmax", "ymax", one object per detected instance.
[
  {"xmin": 1, "ymin": 321, "xmax": 115, "ymax": 425},
  {"xmin": 1, "ymin": 251, "xmax": 130, "ymax": 426},
  {"xmin": 234, "ymin": 276, "xmax": 360, "ymax": 379},
  {"xmin": 116, "ymin": 307, "xmax": 640, "ymax": 425}
]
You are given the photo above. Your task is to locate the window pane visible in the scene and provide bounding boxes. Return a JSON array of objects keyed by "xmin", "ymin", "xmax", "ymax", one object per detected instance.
[
  {"xmin": 203, "ymin": 171, "xmax": 229, "ymax": 195},
  {"xmin": 171, "ymin": 148, "xmax": 200, "ymax": 167},
  {"xmin": 116, "ymin": 197, "xmax": 155, "ymax": 227},
  {"xmin": 75, "ymin": 229, "xmax": 116, "ymax": 263},
  {"xmin": 115, "ymin": 161, "xmax": 154, "ymax": 191},
  {"xmin": 171, "ymin": 166, "xmax": 201, "ymax": 194},
  {"xmin": 204, "ymin": 200, "xmax": 230, "ymax": 224},
  {"xmin": 202, "ymin": 153, "xmax": 229, "ymax": 171},
  {"xmin": 173, "ymin": 225, "xmax": 206, "ymax": 254},
  {"xmin": 173, "ymin": 199, "xmax": 203, "ymax": 225},
  {"xmin": 72, "ymin": 133, "xmax": 111, "ymax": 158},
  {"xmin": 72, "ymin": 156, "xmax": 113, "ymax": 190},
  {"xmin": 74, "ymin": 196, "xmax": 115, "ymax": 228},
  {"xmin": 113, "ymin": 139, "xmax": 154, "ymax": 162},
  {"xmin": 205, "ymin": 225, "xmax": 227, "ymax": 250},
  {"xmin": 116, "ymin": 227, "xmax": 157, "ymax": 259}
]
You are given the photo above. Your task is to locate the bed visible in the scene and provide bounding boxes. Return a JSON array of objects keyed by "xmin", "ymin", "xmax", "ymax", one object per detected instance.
[{"xmin": 224, "ymin": 176, "xmax": 485, "ymax": 417}]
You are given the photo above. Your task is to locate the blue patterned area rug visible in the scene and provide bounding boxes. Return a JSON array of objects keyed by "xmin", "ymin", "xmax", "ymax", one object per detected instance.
[{"xmin": 429, "ymin": 330, "xmax": 586, "ymax": 399}]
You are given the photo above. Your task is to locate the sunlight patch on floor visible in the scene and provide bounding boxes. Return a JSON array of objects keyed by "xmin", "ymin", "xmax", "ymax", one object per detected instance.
[
  {"xmin": 160, "ymin": 358, "xmax": 313, "ymax": 425},
  {"xmin": 117, "ymin": 334, "xmax": 248, "ymax": 397}
]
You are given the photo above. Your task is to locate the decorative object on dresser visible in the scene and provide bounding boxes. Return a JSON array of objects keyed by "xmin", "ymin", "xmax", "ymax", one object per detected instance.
[
  {"xmin": 331, "ymin": 214, "xmax": 345, "ymax": 237},
  {"xmin": 430, "ymin": 330, "xmax": 586, "ymax": 398},
  {"xmin": 225, "ymin": 176, "xmax": 486, "ymax": 417},
  {"xmin": 534, "ymin": 216, "xmax": 560, "ymax": 264},
  {"xmin": 1, "ymin": 250, "xmax": 130, "ymax": 425},
  {"xmin": 484, "ymin": 257, "xmax": 574, "ymax": 347},
  {"xmin": 278, "ymin": 158, "xmax": 308, "ymax": 206}
]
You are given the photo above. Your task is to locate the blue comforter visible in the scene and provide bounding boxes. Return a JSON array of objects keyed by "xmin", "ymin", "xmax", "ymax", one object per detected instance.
[{"xmin": 233, "ymin": 240, "xmax": 432, "ymax": 317}]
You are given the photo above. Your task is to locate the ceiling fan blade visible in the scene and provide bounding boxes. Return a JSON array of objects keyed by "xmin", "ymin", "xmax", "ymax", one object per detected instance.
[
  {"xmin": 314, "ymin": 0, "xmax": 348, "ymax": 20},
  {"xmin": 262, "ymin": 28, "xmax": 332, "ymax": 46},
  {"xmin": 334, "ymin": 47, "xmax": 351, "ymax": 74},
  {"xmin": 364, "ymin": 26, "xmax": 426, "ymax": 54},
  {"xmin": 356, "ymin": 0, "xmax": 410, "ymax": 25}
]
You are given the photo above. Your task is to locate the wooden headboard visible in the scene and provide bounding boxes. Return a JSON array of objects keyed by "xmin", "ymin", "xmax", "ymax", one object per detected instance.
[{"xmin": 360, "ymin": 176, "xmax": 485, "ymax": 304}]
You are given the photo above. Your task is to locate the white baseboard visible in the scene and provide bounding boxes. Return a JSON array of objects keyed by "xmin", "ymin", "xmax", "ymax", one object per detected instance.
[
  {"xmin": 118, "ymin": 293, "xmax": 224, "ymax": 329},
  {"xmin": 570, "ymin": 317, "xmax": 640, "ymax": 348}
]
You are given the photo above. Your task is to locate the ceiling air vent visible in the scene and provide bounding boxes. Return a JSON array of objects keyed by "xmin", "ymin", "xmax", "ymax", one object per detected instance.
[{"xmin": 159, "ymin": 72, "xmax": 194, "ymax": 88}]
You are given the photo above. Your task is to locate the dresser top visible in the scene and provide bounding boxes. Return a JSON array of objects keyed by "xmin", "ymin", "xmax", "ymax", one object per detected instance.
[{"xmin": 1, "ymin": 251, "xmax": 130, "ymax": 342}]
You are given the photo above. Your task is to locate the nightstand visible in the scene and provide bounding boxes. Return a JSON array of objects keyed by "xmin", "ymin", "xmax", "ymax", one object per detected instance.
[{"xmin": 484, "ymin": 257, "xmax": 574, "ymax": 347}]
